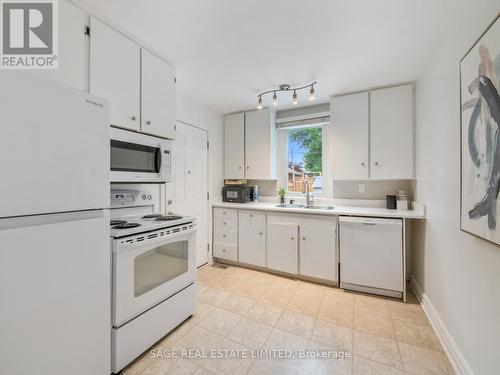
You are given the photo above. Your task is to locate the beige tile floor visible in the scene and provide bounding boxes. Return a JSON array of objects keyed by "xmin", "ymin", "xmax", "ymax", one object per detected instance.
[{"xmin": 122, "ymin": 264, "xmax": 454, "ymax": 375}]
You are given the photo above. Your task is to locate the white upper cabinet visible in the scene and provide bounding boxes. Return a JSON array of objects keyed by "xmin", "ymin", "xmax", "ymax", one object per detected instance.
[
  {"xmin": 141, "ymin": 49, "xmax": 177, "ymax": 139},
  {"xmin": 31, "ymin": 1, "xmax": 89, "ymax": 91},
  {"xmin": 224, "ymin": 113, "xmax": 245, "ymax": 179},
  {"xmin": 90, "ymin": 17, "xmax": 140, "ymax": 131},
  {"xmin": 224, "ymin": 109, "xmax": 276, "ymax": 180},
  {"xmin": 370, "ymin": 85, "xmax": 414, "ymax": 179},
  {"xmin": 331, "ymin": 84, "xmax": 414, "ymax": 180},
  {"xmin": 245, "ymin": 109, "xmax": 276, "ymax": 179},
  {"xmin": 331, "ymin": 92, "xmax": 369, "ymax": 180}
]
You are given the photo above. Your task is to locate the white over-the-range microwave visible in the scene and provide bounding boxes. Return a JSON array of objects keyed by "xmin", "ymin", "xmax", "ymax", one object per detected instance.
[{"xmin": 110, "ymin": 127, "xmax": 172, "ymax": 183}]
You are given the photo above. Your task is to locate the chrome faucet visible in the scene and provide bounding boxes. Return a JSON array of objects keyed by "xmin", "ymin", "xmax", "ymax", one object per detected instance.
[{"xmin": 302, "ymin": 177, "xmax": 314, "ymax": 206}]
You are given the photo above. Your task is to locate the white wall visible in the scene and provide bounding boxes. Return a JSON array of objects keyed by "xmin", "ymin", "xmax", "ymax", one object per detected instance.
[
  {"xmin": 175, "ymin": 91, "xmax": 224, "ymax": 262},
  {"xmin": 412, "ymin": 3, "xmax": 500, "ymax": 374}
]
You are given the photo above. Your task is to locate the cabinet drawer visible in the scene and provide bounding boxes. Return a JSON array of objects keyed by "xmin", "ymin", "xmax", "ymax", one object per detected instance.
[
  {"xmin": 214, "ymin": 217, "xmax": 237, "ymax": 232},
  {"xmin": 213, "ymin": 242, "xmax": 237, "ymax": 261},
  {"xmin": 214, "ymin": 230, "xmax": 237, "ymax": 245},
  {"xmin": 214, "ymin": 208, "xmax": 238, "ymax": 219},
  {"xmin": 239, "ymin": 210, "xmax": 265, "ymax": 223}
]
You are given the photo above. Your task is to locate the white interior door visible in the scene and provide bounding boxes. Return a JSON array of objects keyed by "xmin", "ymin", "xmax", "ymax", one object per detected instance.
[{"xmin": 169, "ymin": 122, "xmax": 209, "ymax": 267}]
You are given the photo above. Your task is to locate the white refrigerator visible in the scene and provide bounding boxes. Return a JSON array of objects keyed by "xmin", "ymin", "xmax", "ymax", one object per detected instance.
[{"xmin": 0, "ymin": 72, "xmax": 111, "ymax": 375}]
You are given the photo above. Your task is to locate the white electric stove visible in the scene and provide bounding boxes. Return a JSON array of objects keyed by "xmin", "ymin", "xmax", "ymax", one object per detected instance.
[{"xmin": 110, "ymin": 190, "xmax": 197, "ymax": 374}]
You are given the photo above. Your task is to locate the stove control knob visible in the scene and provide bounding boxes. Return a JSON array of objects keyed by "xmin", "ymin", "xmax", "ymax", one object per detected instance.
[
  {"xmin": 147, "ymin": 194, "xmax": 152, "ymax": 200},
  {"xmin": 142, "ymin": 194, "xmax": 147, "ymax": 200}
]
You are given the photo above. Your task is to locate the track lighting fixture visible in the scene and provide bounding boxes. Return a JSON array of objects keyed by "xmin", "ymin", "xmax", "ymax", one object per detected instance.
[{"xmin": 256, "ymin": 81, "xmax": 317, "ymax": 109}]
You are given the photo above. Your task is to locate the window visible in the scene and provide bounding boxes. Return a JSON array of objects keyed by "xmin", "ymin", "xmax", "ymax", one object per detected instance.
[{"xmin": 287, "ymin": 125, "xmax": 323, "ymax": 194}]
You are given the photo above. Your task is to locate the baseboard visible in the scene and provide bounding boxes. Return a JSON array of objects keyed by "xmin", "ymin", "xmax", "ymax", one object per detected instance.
[{"xmin": 409, "ymin": 276, "xmax": 475, "ymax": 375}]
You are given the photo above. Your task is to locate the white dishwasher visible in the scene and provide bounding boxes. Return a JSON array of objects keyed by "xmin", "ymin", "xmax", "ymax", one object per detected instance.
[{"xmin": 339, "ymin": 216, "xmax": 404, "ymax": 300}]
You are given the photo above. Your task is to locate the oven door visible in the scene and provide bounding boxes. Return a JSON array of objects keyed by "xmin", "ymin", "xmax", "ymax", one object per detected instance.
[
  {"xmin": 112, "ymin": 227, "xmax": 196, "ymax": 327},
  {"xmin": 110, "ymin": 127, "xmax": 171, "ymax": 183}
]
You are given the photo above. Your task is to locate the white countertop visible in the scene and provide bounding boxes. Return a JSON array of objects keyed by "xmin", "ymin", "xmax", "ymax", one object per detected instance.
[{"xmin": 212, "ymin": 199, "xmax": 426, "ymax": 219}]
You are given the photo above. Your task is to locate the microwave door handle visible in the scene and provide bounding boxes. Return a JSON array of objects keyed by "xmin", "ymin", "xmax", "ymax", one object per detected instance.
[{"xmin": 156, "ymin": 144, "xmax": 163, "ymax": 176}]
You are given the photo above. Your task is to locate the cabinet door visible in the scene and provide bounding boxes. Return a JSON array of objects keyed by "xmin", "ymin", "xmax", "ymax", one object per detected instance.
[
  {"xmin": 31, "ymin": 0, "xmax": 88, "ymax": 91},
  {"xmin": 267, "ymin": 222, "xmax": 298, "ymax": 274},
  {"xmin": 141, "ymin": 49, "xmax": 177, "ymax": 139},
  {"xmin": 238, "ymin": 211, "xmax": 266, "ymax": 267},
  {"xmin": 299, "ymin": 219, "xmax": 337, "ymax": 282},
  {"xmin": 331, "ymin": 92, "xmax": 369, "ymax": 180},
  {"xmin": 370, "ymin": 85, "xmax": 414, "ymax": 179},
  {"xmin": 245, "ymin": 109, "xmax": 275, "ymax": 179},
  {"xmin": 90, "ymin": 17, "xmax": 140, "ymax": 131},
  {"xmin": 224, "ymin": 113, "xmax": 245, "ymax": 179}
]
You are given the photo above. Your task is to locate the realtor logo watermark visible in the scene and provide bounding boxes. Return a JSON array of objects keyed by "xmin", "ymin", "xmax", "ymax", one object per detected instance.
[{"xmin": 1, "ymin": 0, "xmax": 58, "ymax": 69}]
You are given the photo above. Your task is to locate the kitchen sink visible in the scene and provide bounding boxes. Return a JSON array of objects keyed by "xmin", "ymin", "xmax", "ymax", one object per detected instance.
[
  {"xmin": 304, "ymin": 205, "xmax": 335, "ymax": 210},
  {"xmin": 275, "ymin": 204, "xmax": 334, "ymax": 210}
]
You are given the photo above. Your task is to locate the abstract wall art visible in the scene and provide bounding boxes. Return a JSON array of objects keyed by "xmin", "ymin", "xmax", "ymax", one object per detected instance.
[{"xmin": 461, "ymin": 14, "xmax": 500, "ymax": 245}]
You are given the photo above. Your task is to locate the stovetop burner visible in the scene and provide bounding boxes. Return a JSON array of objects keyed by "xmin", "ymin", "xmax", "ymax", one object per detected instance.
[
  {"xmin": 113, "ymin": 223, "xmax": 142, "ymax": 229},
  {"xmin": 142, "ymin": 214, "xmax": 163, "ymax": 219},
  {"xmin": 155, "ymin": 215, "xmax": 183, "ymax": 221},
  {"xmin": 110, "ymin": 220, "xmax": 127, "ymax": 226}
]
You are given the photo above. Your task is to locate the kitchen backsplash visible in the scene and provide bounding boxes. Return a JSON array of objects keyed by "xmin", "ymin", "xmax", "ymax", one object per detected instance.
[
  {"xmin": 332, "ymin": 180, "xmax": 416, "ymax": 200},
  {"xmin": 245, "ymin": 179, "xmax": 416, "ymax": 201}
]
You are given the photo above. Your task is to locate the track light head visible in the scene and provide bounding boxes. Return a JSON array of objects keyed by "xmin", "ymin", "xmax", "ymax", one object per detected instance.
[
  {"xmin": 309, "ymin": 85, "xmax": 315, "ymax": 101},
  {"xmin": 272, "ymin": 91, "xmax": 278, "ymax": 106},
  {"xmin": 257, "ymin": 96, "xmax": 263, "ymax": 110}
]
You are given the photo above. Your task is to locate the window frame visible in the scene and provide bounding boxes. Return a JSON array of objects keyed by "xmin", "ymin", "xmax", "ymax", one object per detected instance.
[{"xmin": 277, "ymin": 122, "xmax": 332, "ymax": 198}]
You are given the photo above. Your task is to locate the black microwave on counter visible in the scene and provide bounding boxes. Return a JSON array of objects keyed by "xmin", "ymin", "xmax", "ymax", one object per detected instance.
[{"xmin": 222, "ymin": 185, "xmax": 254, "ymax": 203}]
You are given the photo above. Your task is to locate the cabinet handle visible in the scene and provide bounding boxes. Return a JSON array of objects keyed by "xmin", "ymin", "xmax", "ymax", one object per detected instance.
[
  {"xmin": 238, "ymin": 166, "xmax": 242, "ymax": 170},
  {"xmin": 167, "ymin": 200, "xmax": 172, "ymax": 205},
  {"xmin": 146, "ymin": 120, "xmax": 152, "ymax": 125},
  {"xmin": 361, "ymin": 162, "xmax": 366, "ymax": 167},
  {"xmin": 247, "ymin": 166, "xmax": 250, "ymax": 169},
  {"xmin": 302, "ymin": 237, "xmax": 306, "ymax": 241},
  {"xmin": 250, "ymin": 214, "xmax": 253, "ymax": 218},
  {"xmin": 222, "ymin": 249, "xmax": 226, "ymax": 252},
  {"xmin": 223, "ymin": 212, "xmax": 226, "ymax": 215},
  {"xmin": 130, "ymin": 116, "xmax": 137, "ymax": 121},
  {"xmin": 290, "ymin": 237, "xmax": 295, "ymax": 240},
  {"xmin": 374, "ymin": 162, "xmax": 379, "ymax": 166},
  {"xmin": 222, "ymin": 234, "xmax": 226, "ymax": 238},
  {"xmin": 259, "ymin": 232, "xmax": 263, "ymax": 236},
  {"xmin": 223, "ymin": 222, "xmax": 226, "ymax": 225}
]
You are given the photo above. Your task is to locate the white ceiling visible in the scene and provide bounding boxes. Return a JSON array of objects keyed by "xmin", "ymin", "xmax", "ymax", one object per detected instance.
[{"xmin": 77, "ymin": 0, "xmax": 454, "ymax": 114}]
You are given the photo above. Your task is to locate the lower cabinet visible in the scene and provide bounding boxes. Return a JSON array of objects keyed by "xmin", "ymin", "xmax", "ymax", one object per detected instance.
[
  {"xmin": 213, "ymin": 208, "xmax": 238, "ymax": 261},
  {"xmin": 267, "ymin": 214, "xmax": 299, "ymax": 274},
  {"xmin": 238, "ymin": 210, "xmax": 266, "ymax": 267},
  {"xmin": 212, "ymin": 208, "xmax": 338, "ymax": 284},
  {"xmin": 299, "ymin": 216, "xmax": 337, "ymax": 282}
]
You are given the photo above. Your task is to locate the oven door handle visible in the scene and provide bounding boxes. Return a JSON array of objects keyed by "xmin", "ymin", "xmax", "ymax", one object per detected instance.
[{"xmin": 112, "ymin": 225, "xmax": 197, "ymax": 254}]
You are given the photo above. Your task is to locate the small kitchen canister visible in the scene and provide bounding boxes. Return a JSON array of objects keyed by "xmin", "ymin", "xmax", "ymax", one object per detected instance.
[
  {"xmin": 397, "ymin": 190, "xmax": 409, "ymax": 211},
  {"xmin": 386, "ymin": 195, "xmax": 397, "ymax": 209}
]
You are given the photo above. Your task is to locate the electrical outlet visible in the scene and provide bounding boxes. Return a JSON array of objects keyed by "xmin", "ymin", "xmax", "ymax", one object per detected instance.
[{"xmin": 358, "ymin": 183, "xmax": 366, "ymax": 193}]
